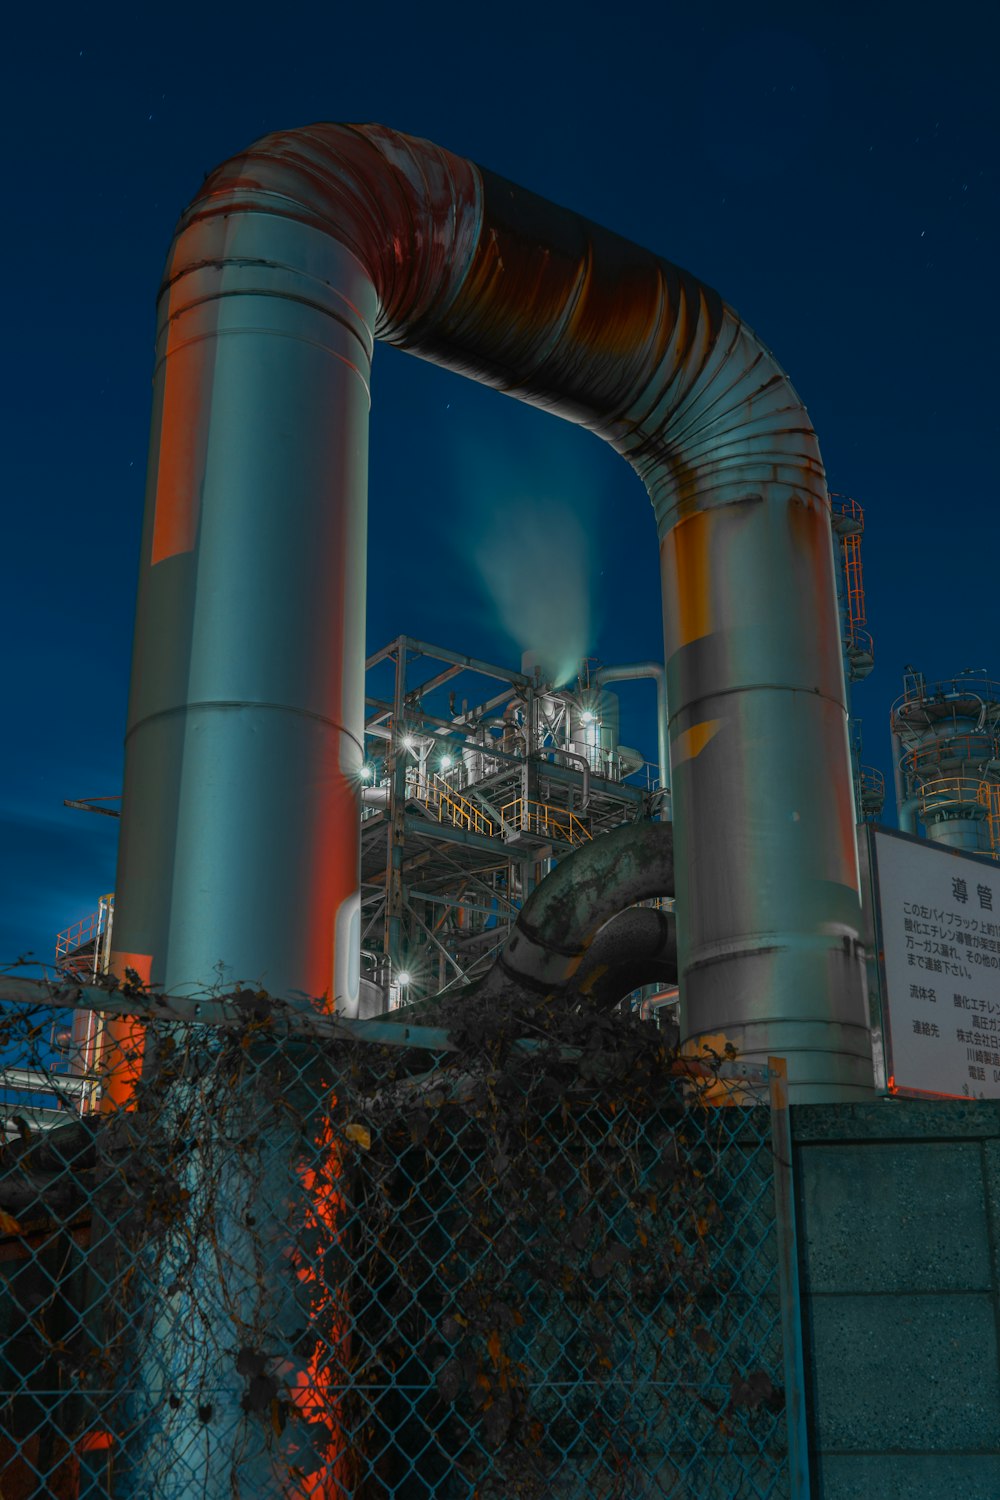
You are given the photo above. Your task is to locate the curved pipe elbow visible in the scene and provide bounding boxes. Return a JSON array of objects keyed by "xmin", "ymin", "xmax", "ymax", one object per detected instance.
[
  {"xmin": 557, "ymin": 749, "xmax": 591, "ymax": 810},
  {"xmin": 479, "ymin": 821, "xmax": 673, "ymax": 1002},
  {"xmin": 134, "ymin": 123, "xmax": 859, "ymax": 1094},
  {"xmin": 178, "ymin": 124, "xmax": 822, "ymax": 531},
  {"xmin": 567, "ymin": 905, "xmax": 677, "ymax": 1011}
]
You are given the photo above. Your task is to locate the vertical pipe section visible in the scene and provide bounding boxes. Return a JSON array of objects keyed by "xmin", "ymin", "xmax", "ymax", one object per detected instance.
[
  {"xmin": 384, "ymin": 641, "xmax": 409, "ymax": 987},
  {"xmin": 656, "ymin": 442, "xmax": 871, "ymax": 1100},
  {"xmin": 890, "ymin": 729, "xmax": 908, "ymax": 828},
  {"xmin": 111, "ymin": 210, "xmax": 374, "ymax": 1007}
]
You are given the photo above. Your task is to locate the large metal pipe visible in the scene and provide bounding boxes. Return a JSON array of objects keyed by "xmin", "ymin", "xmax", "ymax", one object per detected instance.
[{"xmin": 113, "ymin": 123, "xmax": 871, "ymax": 1100}]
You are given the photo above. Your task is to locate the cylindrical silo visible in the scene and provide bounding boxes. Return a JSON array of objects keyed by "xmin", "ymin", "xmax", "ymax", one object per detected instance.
[{"xmin": 891, "ymin": 670, "xmax": 1000, "ymax": 856}]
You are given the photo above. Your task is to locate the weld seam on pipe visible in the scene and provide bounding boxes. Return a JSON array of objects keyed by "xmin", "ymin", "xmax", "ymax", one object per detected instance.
[{"xmin": 124, "ymin": 703, "xmax": 367, "ymax": 759}]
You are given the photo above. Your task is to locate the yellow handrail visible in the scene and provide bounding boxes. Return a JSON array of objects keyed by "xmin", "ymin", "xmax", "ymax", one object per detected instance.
[
  {"xmin": 977, "ymin": 782, "xmax": 1000, "ymax": 859},
  {"xmin": 413, "ymin": 777, "xmax": 494, "ymax": 838},
  {"xmin": 919, "ymin": 775, "xmax": 991, "ymax": 818},
  {"xmin": 500, "ymin": 798, "xmax": 591, "ymax": 846}
]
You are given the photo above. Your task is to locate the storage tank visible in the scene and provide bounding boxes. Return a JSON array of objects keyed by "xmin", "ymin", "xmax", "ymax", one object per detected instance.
[
  {"xmin": 891, "ymin": 669, "xmax": 1000, "ymax": 855},
  {"xmin": 568, "ymin": 689, "xmax": 620, "ymax": 777}
]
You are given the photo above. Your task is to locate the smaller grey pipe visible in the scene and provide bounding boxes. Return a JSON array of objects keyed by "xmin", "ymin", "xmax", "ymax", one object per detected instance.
[
  {"xmin": 557, "ymin": 749, "xmax": 591, "ymax": 811},
  {"xmin": 890, "ymin": 730, "xmax": 908, "ymax": 825},
  {"xmin": 898, "ymin": 794, "xmax": 920, "ymax": 836},
  {"xmin": 595, "ymin": 663, "xmax": 669, "ymax": 798}
]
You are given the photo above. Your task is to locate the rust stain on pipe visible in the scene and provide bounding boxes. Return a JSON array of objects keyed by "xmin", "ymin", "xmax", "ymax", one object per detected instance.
[{"xmin": 661, "ymin": 514, "xmax": 714, "ymax": 648}]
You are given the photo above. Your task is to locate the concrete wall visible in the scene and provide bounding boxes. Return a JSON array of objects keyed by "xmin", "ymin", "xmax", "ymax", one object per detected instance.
[{"xmin": 792, "ymin": 1099, "xmax": 1000, "ymax": 1497}]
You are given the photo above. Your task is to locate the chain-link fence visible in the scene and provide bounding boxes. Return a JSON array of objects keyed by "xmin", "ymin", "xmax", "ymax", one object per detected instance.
[{"xmin": 1, "ymin": 984, "xmax": 793, "ymax": 1498}]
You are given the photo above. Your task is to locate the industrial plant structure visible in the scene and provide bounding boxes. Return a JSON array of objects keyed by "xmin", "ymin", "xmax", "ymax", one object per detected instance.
[
  {"xmin": 356, "ymin": 640, "xmax": 666, "ymax": 1009},
  {"xmin": 53, "ymin": 485, "xmax": 891, "ymax": 1028},
  {"xmin": 3, "ymin": 122, "xmax": 1000, "ymax": 1498}
]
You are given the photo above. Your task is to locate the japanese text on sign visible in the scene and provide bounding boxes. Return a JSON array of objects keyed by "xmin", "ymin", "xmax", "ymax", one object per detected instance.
[{"xmin": 873, "ymin": 831, "xmax": 1000, "ymax": 1099}]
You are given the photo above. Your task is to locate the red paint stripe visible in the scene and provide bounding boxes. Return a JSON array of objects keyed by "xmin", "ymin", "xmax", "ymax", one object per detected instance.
[
  {"xmin": 101, "ymin": 951, "xmax": 153, "ymax": 1112},
  {"xmin": 150, "ymin": 339, "xmax": 210, "ymax": 565}
]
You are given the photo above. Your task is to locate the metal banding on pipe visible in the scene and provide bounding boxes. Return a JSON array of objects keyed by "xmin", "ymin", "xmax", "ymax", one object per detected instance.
[{"xmin": 113, "ymin": 122, "xmax": 872, "ymax": 1101}]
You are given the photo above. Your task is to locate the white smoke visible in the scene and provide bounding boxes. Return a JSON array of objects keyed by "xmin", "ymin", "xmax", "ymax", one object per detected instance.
[{"xmin": 471, "ymin": 495, "xmax": 593, "ymax": 687}]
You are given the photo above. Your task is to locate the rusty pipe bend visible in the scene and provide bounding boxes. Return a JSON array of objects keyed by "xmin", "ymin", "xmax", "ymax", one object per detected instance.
[
  {"xmin": 477, "ymin": 821, "xmax": 674, "ymax": 1003},
  {"xmin": 177, "ymin": 123, "xmax": 824, "ymax": 524}
]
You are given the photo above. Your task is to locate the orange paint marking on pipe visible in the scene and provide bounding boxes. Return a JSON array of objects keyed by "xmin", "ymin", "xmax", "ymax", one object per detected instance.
[
  {"xmin": 77, "ymin": 1429, "xmax": 114, "ymax": 1452},
  {"xmin": 678, "ymin": 1034, "xmax": 749, "ymax": 1106},
  {"xmin": 100, "ymin": 952, "xmax": 151, "ymax": 1113},
  {"xmin": 661, "ymin": 513, "xmax": 713, "ymax": 649},
  {"xmin": 671, "ymin": 719, "xmax": 722, "ymax": 768}
]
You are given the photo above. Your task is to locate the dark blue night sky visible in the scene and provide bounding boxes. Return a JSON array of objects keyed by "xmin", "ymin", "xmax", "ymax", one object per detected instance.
[{"xmin": 2, "ymin": 2, "xmax": 996, "ymax": 970}]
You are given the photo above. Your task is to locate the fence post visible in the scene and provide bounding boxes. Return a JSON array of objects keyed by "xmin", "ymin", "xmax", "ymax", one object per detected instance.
[{"xmin": 768, "ymin": 1056, "xmax": 811, "ymax": 1499}]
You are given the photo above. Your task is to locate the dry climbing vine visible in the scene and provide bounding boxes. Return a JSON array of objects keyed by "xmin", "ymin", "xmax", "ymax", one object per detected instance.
[{"xmin": 0, "ymin": 988, "xmax": 785, "ymax": 1498}]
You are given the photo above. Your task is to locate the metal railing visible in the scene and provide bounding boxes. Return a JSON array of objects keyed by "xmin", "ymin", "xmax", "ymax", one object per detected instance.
[
  {"xmin": 829, "ymin": 493, "xmax": 864, "ymax": 536},
  {"xmin": 54, "ymin": 896, "xmax": 114, "ymax": 983},
  {"xmin": 0, "ymin": 981, "xmax": 804, "ymax": 1498},
  {"xmin": 412, "ymin": 775, "xmax": 495, "ymax": 838},
  {"xmin": 854, "ymin": 764, "xmax": 885, "ymax": 822},
  {"xmin": 892, "ymin": 675, "xmax": 1000, "ymax": 737},
  {"xmin": 840, "ymin": 533, "xmax": 867, "ymax": 634},
  {"xmin": 918, "ymin": 775, "xmax": 992, "ymax": 820},
  {"xmin": 501, "ymin": 798, "xmax": 592, "ymax": 847},
  {"xmin": 903, "ymin": 732, "xmax": 1000, "ymax": 777}
]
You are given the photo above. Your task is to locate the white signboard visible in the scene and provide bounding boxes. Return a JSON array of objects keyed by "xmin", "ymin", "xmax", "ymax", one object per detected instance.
[{"xmin": 872, "ymin": 830, "xmax": 1000, "ymax": 1099}]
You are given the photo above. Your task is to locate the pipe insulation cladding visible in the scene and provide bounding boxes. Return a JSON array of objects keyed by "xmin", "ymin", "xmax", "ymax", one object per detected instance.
[{"xmin": 113, "ymin": 122, "xmax": 873, "ymax": 1102}]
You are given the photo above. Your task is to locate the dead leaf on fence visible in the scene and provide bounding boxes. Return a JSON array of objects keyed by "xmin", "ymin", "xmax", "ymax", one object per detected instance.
[
  {"xmin": 344, "ymin": 1123, "xmax": 371, "ymax": 1150},
  {"xmin": 0, "ymin": 1210, "xmax": 22, "ymax": 1236}
]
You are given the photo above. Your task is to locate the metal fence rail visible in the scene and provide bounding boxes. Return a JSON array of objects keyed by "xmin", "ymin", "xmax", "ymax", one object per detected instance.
[{"xmin": 0, "ymin": 987, "xmax": 794, "ymax": 1498}]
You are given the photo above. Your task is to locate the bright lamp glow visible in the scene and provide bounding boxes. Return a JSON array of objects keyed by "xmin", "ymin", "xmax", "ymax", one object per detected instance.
[
  {"xmin": 402, "ymin": 737, "xmax": 415, "ymax": 752},
  {"xmin": 360, "ymin": 764, "xmax": 374, "ymax": 781},
  {"xmin": 397, "ymin": 970, "xmax": 412, "ymax": 986},
  {"xmin": 580, "ymin": 710, "xmax": 595, "ymax": 725},
  {"xmin": 441, "ymin": 755, "xmax": 453, "ymax": 770}
]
